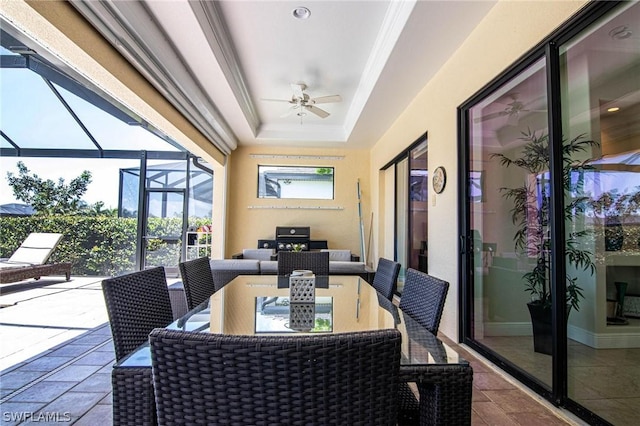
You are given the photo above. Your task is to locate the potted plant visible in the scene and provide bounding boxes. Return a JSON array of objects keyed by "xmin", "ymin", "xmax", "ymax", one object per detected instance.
[{"xmin": 491, "ymin": 129, "xmax": 598, "ymax": 354}]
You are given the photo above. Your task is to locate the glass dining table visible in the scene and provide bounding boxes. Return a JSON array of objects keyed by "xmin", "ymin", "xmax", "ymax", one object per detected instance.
[{"xmin": 114, "ymin": 275, "xmax": 473, "ymax": 425}]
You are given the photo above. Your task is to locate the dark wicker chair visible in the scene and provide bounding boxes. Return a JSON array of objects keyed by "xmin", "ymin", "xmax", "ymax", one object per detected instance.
[
  {"xmin": 149, "ymin": 328, "xmax": 402, "ymax": 426},
  {"xmin": 397, "ymin": 268, "xmax": 450, "ymax": 425},
  {"xmin": 102, "ymin": 266, "xmax": 174, "ymax": 426},
  {"xmin": 371, "ymin": 257, "xmax": 401, "ymax": 300},
  {"xmin": 399, "ymin": 269, "xmax": 449, "ymax": 334},
  {"xmin": 277, "ymin": 250, "xmax": 330, "ymax": 276},
  {"xmin": 178, "ymin": 257, "xmax": 215, "ymax": 309}
]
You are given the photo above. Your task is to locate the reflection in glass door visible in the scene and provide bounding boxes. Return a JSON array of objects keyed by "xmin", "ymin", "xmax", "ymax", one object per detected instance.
[
  {"xmin": 461, "ymin": 2, "xmax": 639, "ymax": 423},
  {"xmin": 143, "ymin": 189, "xmax": 185, "ymax": 276},
  {"xmin": 467, "ymin": 57, "xmax": 553, "ymax": 388},
  {"xmin": 396, "ymin": 157, "xmax": 408, "ymax": 289},
  {"xmin": 409, "ymin": 141, "xmax": 428, "ymax": 272},
  {"xmin": 559, "ymin": 2, "xmax": 640, "ymax": 424}
]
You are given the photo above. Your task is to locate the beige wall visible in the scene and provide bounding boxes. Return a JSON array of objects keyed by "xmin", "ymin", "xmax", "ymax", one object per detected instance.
[
  {"xmin": 225, "ymin": 146, "xmax": 371, "ymax": 259},
  {"xmin": 369, "ymin": 0, "xmax": 588, "ymax": 340}
]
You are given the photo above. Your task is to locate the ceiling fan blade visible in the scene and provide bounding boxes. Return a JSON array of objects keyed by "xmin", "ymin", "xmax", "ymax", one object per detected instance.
[
  {"xmin": 291, "ymin": 83, "xmax": 305, "ymax": 100},
  {"xmin": 305, "ymin": 105, "xmax": 330, "ymax": 118},
  {"xmin": 311, "ymin": 95, "xmax": 342, "ymax": 104},
  {"xmin": 262, "ymin": 98, "xmax": 294, "ymax": 103},
  {"xmin": 473, "ymin": 111, "xmax": 508, "ymax": 122}
]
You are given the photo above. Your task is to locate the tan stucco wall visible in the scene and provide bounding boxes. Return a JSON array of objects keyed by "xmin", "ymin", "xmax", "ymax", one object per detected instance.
[
  {"xmin": 369, "ymin": 0, "xmax": 588, "ymax": 340},
  {"xmin": 225, "ymin": 146, "xmax": 371, "ymax": 260}
]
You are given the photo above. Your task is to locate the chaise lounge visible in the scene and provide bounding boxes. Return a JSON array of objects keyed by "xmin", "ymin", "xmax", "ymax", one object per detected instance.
[{"xmin": 0, "ymin": 233, "xmax": 71, "ymax": 284}]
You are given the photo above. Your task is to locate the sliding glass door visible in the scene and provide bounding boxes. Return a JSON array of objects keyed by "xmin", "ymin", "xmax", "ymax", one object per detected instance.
[
  {"xmin": 559, "ymin": 3, "xmax": 640, "ymax": 423},
  {"xmin": 460, "ymin": 2, "xmax": 639, "ymax": 424},
  {"xmin": 384, "ymin": 136, "xmax": 428, "ymax": 294}
]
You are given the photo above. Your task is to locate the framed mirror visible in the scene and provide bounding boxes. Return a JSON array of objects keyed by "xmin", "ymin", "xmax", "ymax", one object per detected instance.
[{"xmin": 257, "ymin": 165, "xmax": 334, "ymax": 199}]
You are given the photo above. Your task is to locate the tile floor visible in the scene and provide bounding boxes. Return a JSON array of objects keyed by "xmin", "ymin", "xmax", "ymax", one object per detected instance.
[{"xmin": 0, "ymin": 275, "xmax": 586, "ymax": 425}]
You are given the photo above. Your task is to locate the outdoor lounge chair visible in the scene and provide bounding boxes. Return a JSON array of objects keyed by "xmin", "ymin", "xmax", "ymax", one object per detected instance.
[{"xmin": 0, "ymin": 233, "xmax": 71, "ymax": 284}]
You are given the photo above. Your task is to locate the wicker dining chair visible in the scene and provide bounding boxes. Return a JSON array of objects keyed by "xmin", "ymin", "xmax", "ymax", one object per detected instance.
[
  {"xmin": 149, "ymin": 328, "xmax": 402, "ymax": 426},
  {"xmin": 178, "ymin": 257, "xmax": 215, "ymax": 310},
  {"xmin": 371, "ymin": 257, "xmax": 401, "ymax": 300},
  {"xmin": 397, "ymin": 268, "xmax": 450, "ymax": 425},
  {"xmin": 398, "ymin": 269, "xmax": 449, "ymax": 334},
  {"xmin": 102, "ymin": 266, "xmax": 174, "ymax": 426},
  {"xmin": 277, "ymin": 250, "xmax": 330, "ymax": 276}
]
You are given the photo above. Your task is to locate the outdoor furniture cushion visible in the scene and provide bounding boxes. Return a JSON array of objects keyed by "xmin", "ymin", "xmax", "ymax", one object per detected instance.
[
  {"xmin": 259, "ymin": 260, "xmax": 278, "ymax": 274},
  {"xmin": 241, "ymin": 248, "xmax": 275, "ymax": 260},
  {"xmin": 210, "ymin": 259, "xmax": 260, "ymax": 290},
  {"xmin": 329, "ymin": 261, "xmax": 367, "ymax": 274},
  {"xmin": 0, "ymin": 233, "xmax": 63, "ymax": 267},
  {"xmin": 0, "ymin": 233, "xmax": 71, "ymax": 284},
  {"xmin": 321, "ymin": 249, "xmax": 353, "ymax": 261}
]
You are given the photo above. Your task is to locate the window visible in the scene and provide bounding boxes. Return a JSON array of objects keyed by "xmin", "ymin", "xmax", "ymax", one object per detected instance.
[{"xmin": 257, "ymin": 165, "xmax": 334, "ymax": 199}]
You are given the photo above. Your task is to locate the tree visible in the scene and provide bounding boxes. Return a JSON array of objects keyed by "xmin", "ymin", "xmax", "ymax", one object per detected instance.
[{"xmin": 6, "ymin": 161, "xmax": 92, "ymax": 215}]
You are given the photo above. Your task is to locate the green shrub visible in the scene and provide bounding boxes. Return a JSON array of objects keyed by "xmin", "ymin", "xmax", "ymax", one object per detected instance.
[{"xmin": 0, "ymin": 216, "xmax": 211, "ymax": 276}]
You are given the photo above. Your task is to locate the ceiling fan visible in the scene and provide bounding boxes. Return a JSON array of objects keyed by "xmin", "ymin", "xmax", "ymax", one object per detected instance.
[
  {"xmin": 475, "ymin": 93, "xmax": 546, "ymax": 126},
  {"xmin": 263, "ymin": 83, "xmax": 342, "ymax": 119}
]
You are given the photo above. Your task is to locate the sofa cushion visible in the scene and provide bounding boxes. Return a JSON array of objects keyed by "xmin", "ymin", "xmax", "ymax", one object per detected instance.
[
  {"xmin": 259, "ymin": 260, "xmax": 278, "ymax": 275},
  {"xmin": 329, "ymin": 261, "xmax": 367, "ymax": 274},
  {"xmin": 321, "ymin": 249, "xmax": 352, "ymax": 261},
  {"xmin": 210, "ymin": 259, "xmax": 260, "ymax": 272},
  {"xmin": 242, "ymin": 248, "xmax": 275, "ymax": 261}
]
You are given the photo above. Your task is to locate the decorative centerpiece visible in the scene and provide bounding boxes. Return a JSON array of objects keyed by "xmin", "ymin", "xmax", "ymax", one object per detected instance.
[
  {"xmin": 289, "ymin": 270, "xmax": 315, "ymax": 303},
  {"xmin": 289, "ymin": 303, "xmax": 316, "ymax": 331}
]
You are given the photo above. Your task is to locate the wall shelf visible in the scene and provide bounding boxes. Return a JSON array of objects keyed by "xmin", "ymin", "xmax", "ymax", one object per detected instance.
[{"xmin": 247, "ymin": 205, "xmax": 344, "ymax": 210}]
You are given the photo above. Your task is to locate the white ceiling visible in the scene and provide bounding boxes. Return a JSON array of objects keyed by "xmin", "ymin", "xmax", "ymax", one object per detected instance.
[{"xmin": 72, "ymin": 0, "xmax": 497, "ymax": 153}]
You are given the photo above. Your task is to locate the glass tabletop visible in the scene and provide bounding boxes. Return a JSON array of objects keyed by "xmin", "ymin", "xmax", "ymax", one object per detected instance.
[{"xmin": 118, "ymin": 275, "xmax": 466, "ymax": 368}]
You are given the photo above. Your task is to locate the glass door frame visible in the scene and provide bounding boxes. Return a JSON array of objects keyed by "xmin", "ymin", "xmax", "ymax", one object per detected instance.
[
  {"xmin": 135, "ymin": 151, "xmax": 191, "ymax": 272},
  {"xmin": 380, "ymin": 133, "xmax": 428, "ymax": 295},
  {"xmin": 457, "ymin": 1, "xmax": 624, "ymax": 424},
  {"xmin": 140, "ymin": 188, "xmax": 187, "ymax": 273}
]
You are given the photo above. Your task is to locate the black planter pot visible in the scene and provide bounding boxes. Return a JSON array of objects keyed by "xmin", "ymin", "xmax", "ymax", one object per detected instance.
[{"xmin": 527, "ymin": 302, "xmax": 552, "ymax": 355}]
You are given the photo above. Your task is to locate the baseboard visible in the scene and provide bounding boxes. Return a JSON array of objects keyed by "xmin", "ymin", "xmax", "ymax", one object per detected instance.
[{"xmin": 483, "ymin": 321, "xmax": 640, "ymax": 348}]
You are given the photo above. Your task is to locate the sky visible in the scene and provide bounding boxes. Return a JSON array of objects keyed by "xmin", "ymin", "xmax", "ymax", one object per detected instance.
[{"xmin": 0, "ymin": 157, "xmax": 140, "ymax": 209}]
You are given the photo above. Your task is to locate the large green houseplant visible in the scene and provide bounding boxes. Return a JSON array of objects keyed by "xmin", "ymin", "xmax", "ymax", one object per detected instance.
[{"xmin": 491, "ymin": 129, "xmax": 598, "ymax": 354}]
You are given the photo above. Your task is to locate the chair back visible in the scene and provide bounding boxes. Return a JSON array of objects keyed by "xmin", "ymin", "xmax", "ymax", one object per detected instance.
[
  {"xmin": 150, "ymin": 328, "xmax": 401, "ymax": 426},
  {"xmin": 372, "ymin": 257, "xmax": 400, "ymax": 300},
  {"xmin": 8, "ymin": 233, "xmax": 63, "ymax": 265},
  {"xmin": 398, "ymin": 268, "xmax": 449, "ymax": 334},
  {"xmin": 277, "ymin": 251, "xmax": 330, "ymax": 276},
  {"xmin": 178, "ymin": 257, "xmax": 215, "ymax": 309},
  {"xmin": 102, "ymin": 266, "xmax": 174, "ymax": 361}
]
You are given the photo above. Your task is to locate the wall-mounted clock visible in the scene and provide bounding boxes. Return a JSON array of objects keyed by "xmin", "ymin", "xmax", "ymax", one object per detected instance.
[{"xmin": 432, "ymin": 166, "xmax": 446, "ymax": 194}]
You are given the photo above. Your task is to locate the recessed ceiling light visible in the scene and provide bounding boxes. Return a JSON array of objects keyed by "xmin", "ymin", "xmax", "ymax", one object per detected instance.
[
  {"xmin": 607, "ymin": 107, "xmax": 620, "ymax": 113},
  {"xmin": 292, "ymin": 7, "xmax": 311, "ymax": 20},
  {"xmin": 609, "ymin": 25, "xmax": 632, "ymax": 40}
]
